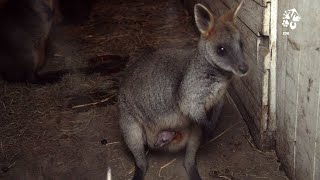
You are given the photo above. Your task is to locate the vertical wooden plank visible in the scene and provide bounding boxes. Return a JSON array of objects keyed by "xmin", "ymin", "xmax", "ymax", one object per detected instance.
[
  {"xmin": 292, "ymin": 0, "xmax": 320, "ymax": 178},
  {"xmin": 267, "ymin": 0, "xmax": 278, "ymax": 131},
  {"xmin": 295, "ymin": 48, "xmax": 320, "ymax": 180},
  {"xmin": 277, "ymin": 0, "xmax": 320, "ymax": 179},
  {"xmin": 283, "ymin": 33, "xmax": 300, "ymax": 177},
  {"xmin": 276, "ymin": 0, "xmax": 297, "ymax": 177},
  {"xmin": 315, "ymin": 86, "xmax": 320, "ymax": 180}
]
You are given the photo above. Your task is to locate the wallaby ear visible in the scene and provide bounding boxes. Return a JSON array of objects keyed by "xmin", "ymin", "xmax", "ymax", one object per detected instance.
[
  {"xmin": 221, "ymin": 0, "xmax": 244, "ymax": 22},
  {"xmin": 194, "ymin": 4, "xmax": 214, "ymax": 36}
]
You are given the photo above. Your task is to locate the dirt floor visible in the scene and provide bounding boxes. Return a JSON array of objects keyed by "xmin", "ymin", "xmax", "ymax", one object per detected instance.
[{"xmin": 0, "ymin": 0, "xmax": 288, "ymax": 179}]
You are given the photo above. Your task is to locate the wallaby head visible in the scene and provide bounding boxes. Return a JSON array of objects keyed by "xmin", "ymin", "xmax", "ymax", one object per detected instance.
[{"xmin": 194, "ymin": 1, "xmax": 248, "ymax": 76}]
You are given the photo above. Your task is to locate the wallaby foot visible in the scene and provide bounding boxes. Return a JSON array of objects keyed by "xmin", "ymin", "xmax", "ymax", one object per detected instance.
[
  {"xmin": 184, "ymin": 125, "xmax": 202, "ymax": 180},
  {"xmin": 132, "ymin": 165, "xmax": 145, "ymax": 180},
  {"xmin": 188, "ymin": 165, "xmax": 201, "ymax": 180}
]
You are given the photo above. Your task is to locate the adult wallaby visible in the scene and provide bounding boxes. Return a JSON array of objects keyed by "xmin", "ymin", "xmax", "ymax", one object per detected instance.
[
  {"xmin": 119, "ymin": 1, "xmax": 248, "ymax": 180},
  {"xmin": 0, "ymin": 0, "xmax": 54, "ymax": 82}
]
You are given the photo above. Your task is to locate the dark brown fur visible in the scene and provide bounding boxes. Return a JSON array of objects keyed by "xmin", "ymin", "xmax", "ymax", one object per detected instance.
[
  {"xmin": 0, "ymin": 0, "xmax": 93, "ymax": 83},
  {"xmin": 0, "ymin": 0, "xmax": 54, "ymax": 82},
  {"xmin": 58, "ymin": 0, "xmax": 92, "ymax": 25}
]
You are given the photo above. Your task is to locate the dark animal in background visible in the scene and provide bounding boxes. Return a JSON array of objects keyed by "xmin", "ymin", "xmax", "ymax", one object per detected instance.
[
  {"xmin": 0, "ymin": 0, "xmax": 54, "ymax": 82},
  {"xmin": 58, "ymin": 0, "xmax": 92, "ymax": 25},
  {"xmin": 0, "ymin": 0, "xmax": 93, "ymax": 83},
  {"xmin": 118, "ymin": 1, "xmax": 248, "ymax": 180}
]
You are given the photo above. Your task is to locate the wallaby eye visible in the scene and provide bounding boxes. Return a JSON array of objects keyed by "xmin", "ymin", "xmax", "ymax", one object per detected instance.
[{"xmin": 217, "ymin": 46, "xmax": 226, "ymax": 56}]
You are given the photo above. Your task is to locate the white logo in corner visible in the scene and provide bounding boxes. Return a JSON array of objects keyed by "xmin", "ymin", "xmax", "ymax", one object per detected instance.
[{"xmin": 282, "ymin": 8, "xmax": 302, "ymax": 35}]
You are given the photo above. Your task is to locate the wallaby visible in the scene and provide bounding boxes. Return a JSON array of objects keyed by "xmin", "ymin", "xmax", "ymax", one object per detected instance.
[
  {"xmin": 119, "ymin": 1, "xmax": 248, "ymax": 180},
  {"xmin": 0, "ymin": 0, "xmax": 54, "ymax": 82}
]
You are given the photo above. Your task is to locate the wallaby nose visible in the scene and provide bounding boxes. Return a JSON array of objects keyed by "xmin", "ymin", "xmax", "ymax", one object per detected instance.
[{"xmin": 238, "ymin": 64, "xmax": 249, "ymax": 74}]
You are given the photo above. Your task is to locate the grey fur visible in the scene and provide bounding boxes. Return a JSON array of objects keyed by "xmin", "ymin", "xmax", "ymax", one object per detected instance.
[{"xmin": 119, "ymin": 3, "xmax": 248, "ymax": 180}]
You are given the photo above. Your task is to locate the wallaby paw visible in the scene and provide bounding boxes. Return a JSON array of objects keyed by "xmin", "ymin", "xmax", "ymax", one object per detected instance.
[
  {"xmin": 132, "ymin": 167, "xmax": 144, "ymax": 180},
  {"xmin": 188, "ymin": 165, "xmax": 202, "ymax": 180}
]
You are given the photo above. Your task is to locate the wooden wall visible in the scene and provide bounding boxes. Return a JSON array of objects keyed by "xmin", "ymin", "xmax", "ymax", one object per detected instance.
[
  {"xmin": 183, "ymin": 0, "xmax": 275, "ymax": 149},
  {"xmin": 276, "ymin": 0, "xmax": 320, "ymax": 179}
]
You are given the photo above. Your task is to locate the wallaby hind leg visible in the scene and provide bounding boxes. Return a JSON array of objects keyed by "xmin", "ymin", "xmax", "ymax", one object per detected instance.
[
  {"xmin": 120, "ymin": 115, "xmax": 147, "ymax": 180},
  {"xmin": 184, "ymin": 125, "xmax": 202, "ymax": 180}
]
